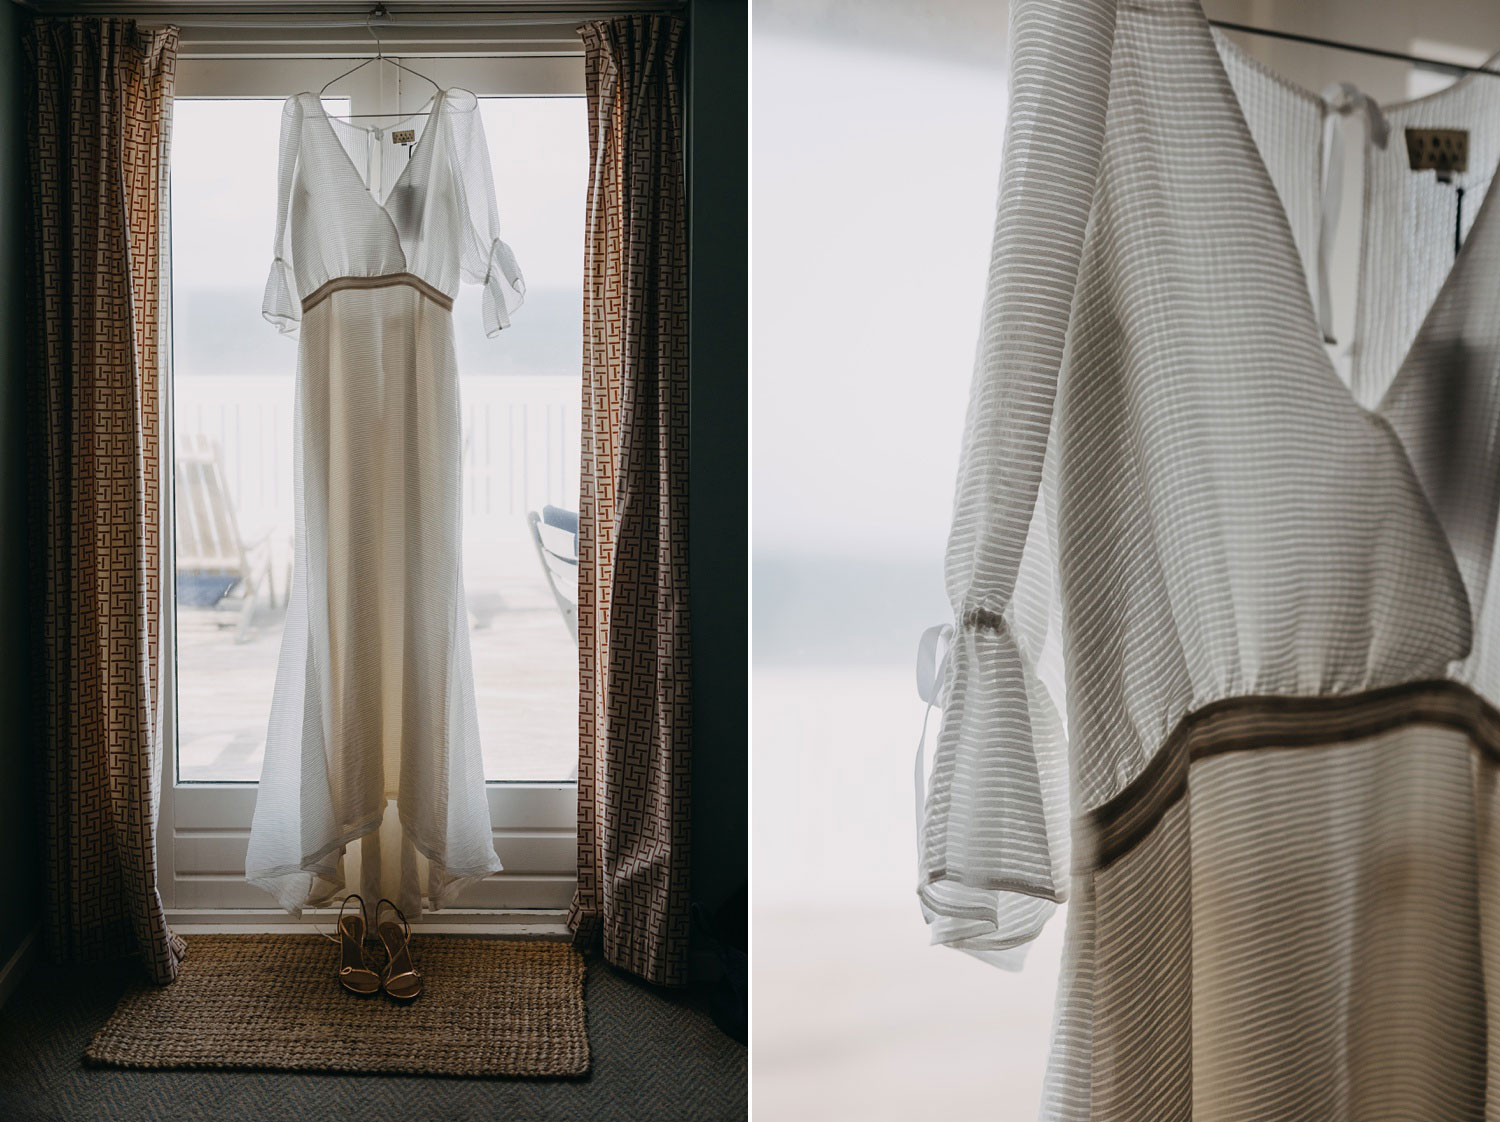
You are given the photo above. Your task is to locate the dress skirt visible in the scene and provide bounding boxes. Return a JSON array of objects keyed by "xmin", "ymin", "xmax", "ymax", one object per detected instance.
[{"xmin": 245, "ymin": 275, "xmax": 502, "ymax": 916}]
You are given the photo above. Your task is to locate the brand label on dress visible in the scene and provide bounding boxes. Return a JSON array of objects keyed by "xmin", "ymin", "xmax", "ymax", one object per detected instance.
[
  {"xmin": 392, "ymin": 129, "xmax": 417, "ymax": 144},
  {"xmin": 1405, "ymin": 128, "xmax": 1468, "ymax": 179}
]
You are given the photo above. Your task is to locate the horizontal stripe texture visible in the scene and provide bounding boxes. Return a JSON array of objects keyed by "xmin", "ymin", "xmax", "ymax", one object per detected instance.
[{"xmin": 921, "ymin": 0, "xmax": 1500, "ymax": 1116}]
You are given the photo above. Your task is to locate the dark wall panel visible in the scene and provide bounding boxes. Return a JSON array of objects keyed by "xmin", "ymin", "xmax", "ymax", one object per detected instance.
[
  {"xmin": 687, "ymin": 0, "xmax": 749, "ymax": 925},
  {"xmin": 0, "ymin": 1, "xmax": 41, "ymax": 975}
]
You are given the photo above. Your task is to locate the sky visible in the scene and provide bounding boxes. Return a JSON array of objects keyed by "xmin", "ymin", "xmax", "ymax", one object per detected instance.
[{"xmin": 751, "ymin": 32, "xmax": 1009, "ymax": 561}]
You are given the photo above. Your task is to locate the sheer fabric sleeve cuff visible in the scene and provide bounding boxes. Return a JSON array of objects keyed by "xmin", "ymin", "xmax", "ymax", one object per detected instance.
[
  {"xmin": 262, "ymin": 255, "xmax": 300, "ymax": 336},
  {"xmin": 917, "ymin": 612, "xmax": 1067, "ymax": 970},
  {"xmin": 480, "ymin": 237, "xmax": 526, "ymax": 337}
]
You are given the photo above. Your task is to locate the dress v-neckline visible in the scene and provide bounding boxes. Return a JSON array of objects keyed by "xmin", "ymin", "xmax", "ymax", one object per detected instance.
[
  {"xmin": 1204, "ymin": 16, "xmax": 1500, "ymax": 410},
  {"xmin": 1199, "ymin": 9, "xmax": 1500, "ymax": 634},
  {"xmin": 309, "ymin": 88, "xmax": 447, "ymax": 214}
]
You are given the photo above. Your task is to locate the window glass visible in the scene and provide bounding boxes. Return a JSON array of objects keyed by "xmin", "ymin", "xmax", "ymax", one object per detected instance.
[
  {"xmin": 171, "ymin": 97, "xmax": 307, "ymax": 785},
  {"xmin": 455, "ymin": 97, "xmax": 586, "ymax": 783}
]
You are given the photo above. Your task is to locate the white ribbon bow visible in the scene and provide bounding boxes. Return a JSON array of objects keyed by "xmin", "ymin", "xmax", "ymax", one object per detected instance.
[
  {"xmin": 913, "ymin": 623, "xmax": 954, "ymax": 859},
  {"xmin": 1317, "ymin": 81, "xmax": 1390, "ymax": 346}
]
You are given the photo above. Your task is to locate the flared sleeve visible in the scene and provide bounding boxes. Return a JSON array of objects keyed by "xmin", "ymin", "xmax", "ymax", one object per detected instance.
[
  {"xmin": 918, "ymin": 0, "xmax": 1118, "ymax": 967},
  {"xmin": 451, "ymin": 98, "xmax": 526, "ymax": 337},
  {"xmin": 262, "ymin": 96, "xmax": 304, "ymax": 336}
]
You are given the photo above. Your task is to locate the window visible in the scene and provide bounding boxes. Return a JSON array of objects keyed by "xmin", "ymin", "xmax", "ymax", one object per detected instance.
[
  {"xmin": 160, "ymin": 53, "xmax": 585, "ymax": 918},
  {"xmin": 170, "ymin": 95, "xmax": 585, "ymax": 786},
  {"xmin": 451, "ymin": 97, "xmax": 586, "ymax": 784},
  {"xmin": 171, "ymin": 95, "xmax": 302, "ymax": 785}
]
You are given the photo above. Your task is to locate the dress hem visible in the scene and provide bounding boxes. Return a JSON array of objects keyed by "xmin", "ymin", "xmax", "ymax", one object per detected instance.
[{"xmin": 246, "ymin": 810, "xmax": 503, "ymax": 916}]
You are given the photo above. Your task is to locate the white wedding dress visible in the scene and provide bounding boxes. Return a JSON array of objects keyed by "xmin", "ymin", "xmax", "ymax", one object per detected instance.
[{"xmin": 244, "ymin": 87, "xmax": 525, "ymax": 917}]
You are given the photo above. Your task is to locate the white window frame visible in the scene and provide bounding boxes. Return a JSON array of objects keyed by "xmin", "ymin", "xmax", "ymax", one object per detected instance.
[{"xmin": 160, "ymin": 45, "xmax": 586, "ymax": 930}]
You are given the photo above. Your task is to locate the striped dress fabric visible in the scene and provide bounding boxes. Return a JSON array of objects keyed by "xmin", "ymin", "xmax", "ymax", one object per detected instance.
[
  {"xmin": 920, "ymin": 1, "xmax": 1500, "ymax": 1117},
  {"xmin": 244, "ymin": 88, "xmax": 526, "ymax": 918}
]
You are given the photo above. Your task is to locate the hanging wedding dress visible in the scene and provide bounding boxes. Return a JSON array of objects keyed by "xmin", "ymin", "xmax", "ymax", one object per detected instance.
[
  {"xmin": 920, "ymin": 1, "xmax": 1500, "ymax": 1117},
  {"xmin": 245, "ymin": 87, "xmax": 525, "ymax": 918}
]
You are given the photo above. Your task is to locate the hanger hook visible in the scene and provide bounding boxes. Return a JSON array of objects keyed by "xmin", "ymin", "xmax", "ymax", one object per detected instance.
[{"xmin": 366, "ymin": 3, "xmax": 389, "ymax": 59}]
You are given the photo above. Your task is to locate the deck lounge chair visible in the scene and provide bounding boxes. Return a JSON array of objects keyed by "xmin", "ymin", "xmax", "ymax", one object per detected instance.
[
  {"xmin": 175, "ymin": 433, "xmax": 276, "ymax": 641},
  {"xmin": 527, "ymin": 505, "xmax": 579, "ymax": 643}
]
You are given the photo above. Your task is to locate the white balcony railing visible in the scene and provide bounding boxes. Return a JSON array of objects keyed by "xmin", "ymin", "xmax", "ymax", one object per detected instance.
[
  {"xmin": 172, "ymin": 372, "xmax": 582, "ymax": 544},
  {"xmin": 171, "ymin": 371, "xmax": 583, "ymax": 783}
]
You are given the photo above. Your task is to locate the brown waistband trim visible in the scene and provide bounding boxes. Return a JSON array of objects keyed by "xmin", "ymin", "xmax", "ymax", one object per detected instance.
[
  {"xmin": 1086, "ymin": 679, "xmax": 1500, "ymax": 872},
  {"xmin": 300, "ymin": 272, "xmax": 453, "ymax": 314}
]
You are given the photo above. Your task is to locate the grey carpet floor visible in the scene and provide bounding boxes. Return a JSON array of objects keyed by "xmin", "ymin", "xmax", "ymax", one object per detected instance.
[{"xmin": 0, "ymin": 952, "xmax": 746, "ymax": 1121}]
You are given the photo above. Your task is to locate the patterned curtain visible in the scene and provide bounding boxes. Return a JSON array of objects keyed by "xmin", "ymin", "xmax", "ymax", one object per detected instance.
[
  {"xmin": 570, "ymin": 15, "xmax": 693, "ymax": 988},
  {"xmin": 23, "ymin": 18, "xmax": 184, "ymax": 984}
]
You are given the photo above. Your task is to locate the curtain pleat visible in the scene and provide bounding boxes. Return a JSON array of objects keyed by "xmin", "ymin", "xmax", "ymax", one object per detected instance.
[
  {"xmin": 23, "ymin": 16, "xmax": 183, "ymax": 984},
  {"xmin": 570, "ymin": 14, "xmax": 693, "ymax": 988}
]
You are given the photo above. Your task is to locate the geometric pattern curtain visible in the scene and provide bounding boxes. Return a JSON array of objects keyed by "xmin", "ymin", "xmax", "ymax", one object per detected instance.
[
  {"xmin": 569, "ymin": 14, "xmax": 693, "ymax": 988},
  {"xmin": 22, "ymin": 17, "xmax": 184, "ymax": 985}
]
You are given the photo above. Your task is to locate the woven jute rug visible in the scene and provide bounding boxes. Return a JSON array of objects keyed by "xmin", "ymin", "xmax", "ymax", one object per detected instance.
[{"xmin": 86, "ymin": 935, "xmax": 589, "ymax": 1078}]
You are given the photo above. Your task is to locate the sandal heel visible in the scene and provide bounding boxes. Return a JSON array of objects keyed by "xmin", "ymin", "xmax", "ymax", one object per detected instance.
[
  {"xmin": 376, "ymin": 897, "xmax": 423, "ymax": 1002},
  {"xmin": 336, "ymin": 893, "xmax": 381, "ymax": 997}
]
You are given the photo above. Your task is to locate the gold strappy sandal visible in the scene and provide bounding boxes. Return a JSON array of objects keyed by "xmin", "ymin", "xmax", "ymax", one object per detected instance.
[
  {"xmin": 336, "ymin": 894, "xmax": 381, "ymax": 996},
  {"xmin": 376, "ymin": 898, "xmax": 423, "ymax": 1002}
]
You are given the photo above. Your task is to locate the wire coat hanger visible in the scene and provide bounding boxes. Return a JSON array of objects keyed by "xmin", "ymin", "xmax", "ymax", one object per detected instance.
[
  {"xmin": 1208, "ymin": 20, "xmax": 1500, "ymax": 80},
  {"xmin": 317, "ymin": 3, "xmax": 441, "ymax": 117}
]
